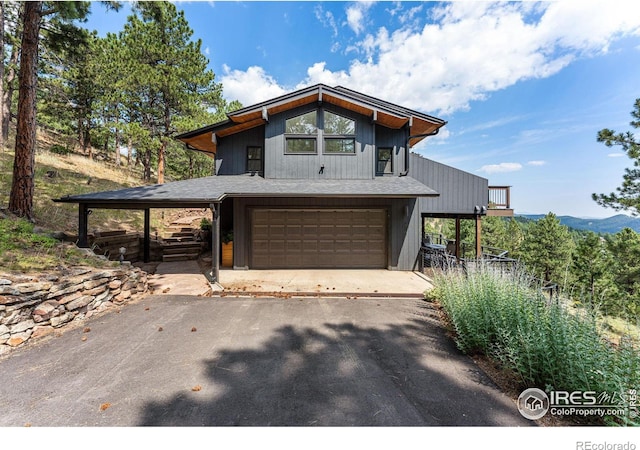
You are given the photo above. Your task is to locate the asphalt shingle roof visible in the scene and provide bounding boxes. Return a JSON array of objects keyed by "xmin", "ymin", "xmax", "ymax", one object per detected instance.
[{"xmin": 55, "ymin": 175, "xmax": 438, "ymax": 206}]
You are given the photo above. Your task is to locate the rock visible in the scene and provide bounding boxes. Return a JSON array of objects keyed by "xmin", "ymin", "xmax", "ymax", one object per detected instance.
[
  {"xmin": 32, "ymin": 325, "xmax": 55, "ymax": 339},
  {"xmin": 83, "ymin": 278, "xmax": 109, "ymax": 290},
  {"xmin": 47, "ymin": 283, "xmax": 83, "ymax": 300},
  {"xmin": 108, "ymin": 280, "xmax": 122, "ymax": 290},
  {"xmin": 51, "ymin": 313, "xmax": 71, "ymax": 328},
  {"xmin": 10, "ymin": 319, "xmax": 35, "ymax": 334},
  {"xmin": 33, "ymin": 300, "xmax": 59, "ymax": 322},
  {"xmin": 94, "ymin": 290, "xmax": 111, "ymax": 303},
  {"xmin": 0, "ymin": 279, "xmax": 12, "ymax": 286},
  {"xmin": 66, "ymin": 295, "xmax": 94, "ymax": 311},
  {"xmin": 84, "ymin": 285, "xmax": 107, "ymax": 297},
  {"xmin": 7, "ymin": 333, "xmax": 29, "ymax": 347},
  {"xmin": 14, "ymin": 282, "xmax": 53, "ymax": 294},
  {"xmin": 0, "ymin": 345, "xmax": 10, "ymax": 356},
  {"xmin": 0, "ymin": 286, "xmax": 19, "ymax": 296},
  {"xmin": 114, "ymin": 290, "xmax": 131, "ymax": 303},
  {"xmin": 0, "ymin": 324, "xmax": 9, "ymax": 336},
  {"xmin": 57, "ymin": 291, "xmax": 83, "ymax": 305}
]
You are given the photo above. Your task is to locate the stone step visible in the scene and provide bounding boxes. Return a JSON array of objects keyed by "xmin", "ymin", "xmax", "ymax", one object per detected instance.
[
  {"xmin": 162, "ymin": 231, "xmax": 195, "ymax": 239},
  {"xmin": 162, "ymin": 253, "xmax": 200, "ymax": 262},
  {"xmin": 162, "ymin": 246, "xmax": 202, "ymax": 256}
]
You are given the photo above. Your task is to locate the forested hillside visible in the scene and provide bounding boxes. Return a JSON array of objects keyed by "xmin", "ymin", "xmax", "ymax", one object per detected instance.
[{"xmin": 519, "ymin": 214, "xmax": 640, "ymax": 234}]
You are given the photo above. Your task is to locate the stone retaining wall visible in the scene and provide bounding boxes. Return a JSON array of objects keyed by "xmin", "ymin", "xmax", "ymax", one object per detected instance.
[{"xmin": 0, "ymin": 266, "xmax": 148, "ymax": 355}]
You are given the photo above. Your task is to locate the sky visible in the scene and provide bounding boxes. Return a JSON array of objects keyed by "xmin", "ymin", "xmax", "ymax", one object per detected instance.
[{"xmin": 85, "ymin": 0, "xmax": 640, "ymax": 218}]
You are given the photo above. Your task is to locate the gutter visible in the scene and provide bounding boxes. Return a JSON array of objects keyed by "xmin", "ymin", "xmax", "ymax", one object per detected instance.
[{"xmin": 400, "ymin": 127, "xmax": 441, "ymax": 176}]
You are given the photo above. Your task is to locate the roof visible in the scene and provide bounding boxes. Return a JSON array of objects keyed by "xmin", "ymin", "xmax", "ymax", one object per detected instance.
[
  {"xmin": 54, "ymin": 175, "xmax": 439, "ymax": 208},
  {"xmin": 176, "ymin": 84, "xmax": 447, "ymax": 155}
]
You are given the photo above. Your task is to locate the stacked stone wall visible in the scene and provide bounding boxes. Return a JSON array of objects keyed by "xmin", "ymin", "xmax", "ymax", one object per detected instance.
[{"xmin": 0, "ymin": 266, "xmax": 148, "ymax": 355}]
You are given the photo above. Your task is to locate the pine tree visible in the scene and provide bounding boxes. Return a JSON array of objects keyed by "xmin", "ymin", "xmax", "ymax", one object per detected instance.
[
  {"xmin": 121, "ymin": 2, "xmax": 223, "ymax": 183},
  {"xmin": 593, "ymin": 99, "xmax": 640, "ymax": 216},
  {"xmin": 571, "ymin": 231, "xmax": 609, "ymax": 305},
  {"xmin": 520, "ymin": 213, "xmax": 574, "ymax": 283}
]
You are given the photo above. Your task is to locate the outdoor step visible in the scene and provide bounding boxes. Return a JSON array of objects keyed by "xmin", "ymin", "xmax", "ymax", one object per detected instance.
[
  {"xmin": 162, "ymin": 253, "xmax": 200, "ymax": 262},
  {"xmin": 164, "ymin": 226, "xmax": 195, "ymax": 233},
  {"xmin": 162, "ymin": 247, "xmax": 202, "ymax": 256},
  {"xmin": 162, "ymin": 231, "xmax": 195, "ymax": 239},
  {"xmin": 161, "ymin": 236, "xmax": 198, "ymax": 243}
]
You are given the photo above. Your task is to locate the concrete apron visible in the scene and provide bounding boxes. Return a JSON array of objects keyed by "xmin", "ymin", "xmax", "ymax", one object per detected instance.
[{"xmin": 218, "ymin": 269, "xmax": 433, "ymax": 298}]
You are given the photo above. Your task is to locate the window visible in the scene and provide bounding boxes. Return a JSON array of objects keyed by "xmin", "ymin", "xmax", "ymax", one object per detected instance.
[
  {"xmin": 377, "ymin": 147, "xmax": 393, "ymax": 175},
  {"xmin": 247, "ymin": 146, "xmax": 263, "ymax": 173},
  {"xmin": 324, "ymin": 111, "xmax": 355, "ymax": 154},
  {"xmin": 285, "ymin": 111, "xmax": 317, "ymax": 154}
]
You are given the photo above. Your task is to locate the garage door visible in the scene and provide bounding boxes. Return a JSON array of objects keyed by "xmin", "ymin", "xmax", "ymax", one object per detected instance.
[{"xmin": 251, "ymin": 209, "xmax": 387, "ymax": 269}]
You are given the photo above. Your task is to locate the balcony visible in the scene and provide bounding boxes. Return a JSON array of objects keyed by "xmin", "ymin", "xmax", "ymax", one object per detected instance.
[{"xmin": 487, "ymin": 186, "xmax": 513, "ymax": 217}]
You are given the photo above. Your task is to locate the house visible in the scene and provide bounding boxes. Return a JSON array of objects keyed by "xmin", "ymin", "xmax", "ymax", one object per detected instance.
[{"xmin": 55, "ymin": 84, "xmax": 512, "ymax": 283}]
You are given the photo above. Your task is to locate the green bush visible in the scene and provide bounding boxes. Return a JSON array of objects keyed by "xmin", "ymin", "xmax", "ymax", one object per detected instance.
[
  {"xmin": 49, "ymin": 144, "xmax": 71, "ymax": 155},
  {"xmin": 431, "ymin": 266, "xmax": 640, "ymax": 425}
]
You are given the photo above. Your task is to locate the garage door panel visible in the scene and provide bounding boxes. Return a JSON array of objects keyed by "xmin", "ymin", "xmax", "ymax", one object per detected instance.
[{"xmin": 251, "ymin": 208, "xmax": 387, "ymax": 269}]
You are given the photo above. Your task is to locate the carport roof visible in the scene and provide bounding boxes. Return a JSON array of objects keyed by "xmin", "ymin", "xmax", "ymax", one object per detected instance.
[{"xmin": 54, "ymin": 175, "xmax": 439, "ymax": 208}]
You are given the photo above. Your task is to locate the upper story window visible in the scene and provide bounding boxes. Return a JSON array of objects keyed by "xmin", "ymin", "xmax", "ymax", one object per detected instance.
[
  {"xmin": 285, "ymin": 111, "xmax": 317, "ymax": 154},
  {"xmin": 247, "ymin": 146, "xmax": 263, "ymax": 173},
  {"xmin": 324, "ymin": 111, "xmax": 355, "ymax": 154},
  {"xmin": 377, "ymin": 147, "xmax": 393, "ymax": 175}
]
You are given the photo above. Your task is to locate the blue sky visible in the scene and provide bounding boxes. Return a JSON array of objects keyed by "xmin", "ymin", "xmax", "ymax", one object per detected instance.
[{"xmin": 86, "ymin": 1, "xmax": 640, "ymax": 218}]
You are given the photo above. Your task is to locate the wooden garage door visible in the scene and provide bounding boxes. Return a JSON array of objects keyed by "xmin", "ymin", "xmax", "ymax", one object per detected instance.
[{"xmin": 251, "ymin": 209, "xmax": 387, "ymax": 269}]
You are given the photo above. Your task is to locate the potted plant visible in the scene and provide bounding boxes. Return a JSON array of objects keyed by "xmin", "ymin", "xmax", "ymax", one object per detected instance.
[
  {"xmin": 199, "ymin": 218, "xmax": 212, "ymax": 250},
  {"xmin": 221, "ymin": 229, "xmax": 233, "ymax": 267}
]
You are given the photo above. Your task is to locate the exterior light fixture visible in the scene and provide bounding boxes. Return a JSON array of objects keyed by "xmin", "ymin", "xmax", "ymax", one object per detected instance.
[{"xmin": 119, "ymin": 247, "xmax": 127, "ymax": 265}]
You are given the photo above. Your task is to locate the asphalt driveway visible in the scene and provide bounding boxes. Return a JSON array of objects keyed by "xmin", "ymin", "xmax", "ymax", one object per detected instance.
[{"xmin": 0, "ymin": 295, "xmax": 531, "ymax": 426}]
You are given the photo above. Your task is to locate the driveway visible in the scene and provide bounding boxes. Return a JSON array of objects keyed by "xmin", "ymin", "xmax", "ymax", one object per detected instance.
[{"xmin": 0, "ymin": 295, "xmax": 531, "ymax": 426}]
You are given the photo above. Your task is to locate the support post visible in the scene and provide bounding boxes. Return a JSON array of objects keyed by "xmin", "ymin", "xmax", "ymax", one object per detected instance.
[
  {"xmin": 475, "ymin": 215, "xmax": 482, "ymax": 259},
  {"xmin": 143, "ymin": 208, "xmax": 150, "ymax": 263},
  {"xmin": 211, "ymin": 202, "xmax": 220, "ymax": 284},
  {"xmin": 78, "ymin": 203, "xmax": 89, "ymax": 248},
  {"xmin": 455, "ymin": 218, "xmax": 461, "ymax": 260}
]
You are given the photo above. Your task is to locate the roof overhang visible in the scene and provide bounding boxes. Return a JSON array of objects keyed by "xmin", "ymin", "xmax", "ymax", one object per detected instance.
[
  {"xmin": 175, "ymin": 84, "xmax": 446, "ymax": 154},
  {"xmin": 54, "ymin": 175, "xmax": 439, "ymax": 209}
]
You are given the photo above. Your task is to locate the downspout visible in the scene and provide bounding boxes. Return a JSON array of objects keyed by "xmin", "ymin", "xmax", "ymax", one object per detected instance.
[{"xmin": 400, "ymin": 127, "xmax": 440, "ymax": 177}]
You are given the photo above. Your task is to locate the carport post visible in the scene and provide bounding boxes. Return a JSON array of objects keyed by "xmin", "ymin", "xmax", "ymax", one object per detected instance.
[
  {"xmin": 78, "ymin": 203, "xmax": 89, "ymax": 248},
  {"xmin": 211, "ymin": 202, "xmax": 220, "ymax": 283},
  {"xmin": 143, "ymin": 208, "xmax": 150, "ymax": 263}
]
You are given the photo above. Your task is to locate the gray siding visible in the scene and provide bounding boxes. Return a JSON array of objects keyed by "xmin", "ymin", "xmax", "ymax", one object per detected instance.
[
  {"xmin": 409, "ymin": 153, "xmax": 488, "ymax": 215},
  {"xmin": 264, "ymin": 105, "xmax": 375, "ymax": 179},
  {"xmin": 231, "ymin": 197, "xmax": 421, "ymax": 270},
  {"xmin": 215, "ymin": 126, "xmax": 265, "ymax": 175},
  {"xmin": 375, "ymin": 126, "xmax": 407, "ymax": 176}
]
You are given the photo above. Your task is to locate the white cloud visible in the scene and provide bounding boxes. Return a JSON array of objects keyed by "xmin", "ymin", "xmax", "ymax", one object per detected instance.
[
  {"xmin": 315, "ymin": 5, "xmax": 338, "ymax": 38},
  {"xmin": 479, "ymin": 162, "xmax": 523, "ymax": 174},
  {"xmin": 220, "ymin": 1, "xmax": 640, "ymax": 116},
  {"xmin": 346, "ymin": 2, "xmax": 374, "ymax": 36},
  {"xmin": 608, "ymin": 152, "xmax": 625, "ymax": 158},
  {"xmin": 302, "ymin": 1, "xmax": 640, "ymax": 115},
  {"xmin": 219, "ymin": 65, "xmax": 286, "ymax": 106},
  {"xmin": 527, "ymin": 160, "xmax": 547, "ymax": 166}
]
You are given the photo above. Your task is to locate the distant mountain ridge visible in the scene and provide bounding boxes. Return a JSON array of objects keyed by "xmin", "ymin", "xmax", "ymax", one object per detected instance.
[{"xmin": 517, "ymin": 214, "xmax": 640, "ymax": 234}]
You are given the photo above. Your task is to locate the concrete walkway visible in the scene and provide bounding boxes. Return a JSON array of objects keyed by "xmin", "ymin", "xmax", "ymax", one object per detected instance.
[
  {"xmin": 219, "ymin": 269, "xmax": 432, "ymax": 297},
  {"xmin": 147, "ymin": 261, "xmax": 212, "ymax": 296}
]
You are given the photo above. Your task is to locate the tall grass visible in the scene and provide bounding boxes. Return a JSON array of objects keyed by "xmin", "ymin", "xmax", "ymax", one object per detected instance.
[{"xmin": 430, "ymin": 267, "xmax": 640, "ymax": 425}]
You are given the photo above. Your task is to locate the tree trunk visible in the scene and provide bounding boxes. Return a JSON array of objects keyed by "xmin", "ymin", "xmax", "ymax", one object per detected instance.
[
  {"xmin": 114, "ymin": 109, "xmax": 121, "ymax": 166},
  {"xmin": 157, "ymin": 139, "xmax": 166, "ymax": 184},
  {"xmin": 0, "ymin": 2, "xmax": 5, "ymax": 152},
  {"xmin": 127, "ymin": 136, "xmax": 132, "ymax": 167},
  {"xmin": 143, "ymin": 147, "xmax": 151, "ymax": 181},
  {"xmin": 2, "ymin": 3, "xmax": 22, "ymax": 142},
  {"xmin": 8, "ymin": 1, "xmax": 42, "ymax": 220}
]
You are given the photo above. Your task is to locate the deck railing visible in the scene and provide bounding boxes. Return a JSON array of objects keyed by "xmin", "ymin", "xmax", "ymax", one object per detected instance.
[{"xmin": 488, "ymin": 186, "xmax": 511, "ymax": 209}]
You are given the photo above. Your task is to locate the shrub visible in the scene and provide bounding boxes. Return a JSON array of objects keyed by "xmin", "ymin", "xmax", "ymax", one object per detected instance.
[
  {"xmin": 431, "ymin": 266, "xmax": 640, "ymax": 425},
  {"xmin": 49, "ymin": 144, "xmax": 71, "ymax": 155}
]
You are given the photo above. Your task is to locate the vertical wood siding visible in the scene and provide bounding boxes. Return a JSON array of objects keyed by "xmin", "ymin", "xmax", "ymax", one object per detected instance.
[
  {"xmin": 265, "ymin": 104, "xmax": 376, "ymax": 179},
  {"xmin": 376, "ymin": 126, "xmax": 407, "ymax": 176},
  {"xmin": 410, "ymin": 153, "xmax": 489, "ymax": 215},
  {"xmin": 215, "ymin": 126, "xmax": 265, "ymax": 175}
]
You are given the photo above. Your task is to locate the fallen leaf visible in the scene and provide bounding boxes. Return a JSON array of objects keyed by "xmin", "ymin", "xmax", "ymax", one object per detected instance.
[
  {"xmin": 100, "ymin": 403, "xmax": 111, "ymax": 411},
  {"xmin": 83, "ymin": 327, "xmax": 91, "ymax": 333},
  {"xmin": 81, "ymin": 336, "xmax": 87, "ymax": 342},
  {"xmin": 191, "ymin": 327, "xmax": 197, "ymax": 332},
  {"xmin": 145, "ymin": 307, "xmax": 150, "ymax": 311},
  {"xmin": 192, "ymin": 385, "xmax": 202, "ymax": 392},
  {"xmin": 158, "ymin": 326, "xmax": 163, "ymax": 332},
  {"xmin": 24, "ymin": 423, "xmax": 31, "ymax": 427}
]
